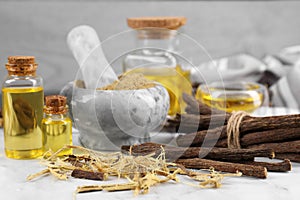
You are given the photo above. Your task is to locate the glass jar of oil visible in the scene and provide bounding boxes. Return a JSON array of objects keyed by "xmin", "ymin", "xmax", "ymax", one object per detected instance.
[
  {"xmin": 123, "ymin": 17, "xmax": 192, "ymax": 116},
  {"xmin": 196, "ymin": 81, "xmax": 269, "ymax": 113},
  {"xmin": 42, "ymin": 95, "xmax": 72, "ymax": 156},
  {"xmin": 2, "ymin": 56, "xmax": 44, "ymax": 159}
]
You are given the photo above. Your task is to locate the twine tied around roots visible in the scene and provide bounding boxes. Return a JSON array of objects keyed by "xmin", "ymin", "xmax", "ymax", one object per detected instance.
[{"xmin": 226, "ymin": 111, "xmax": 249, "ymax": 149}]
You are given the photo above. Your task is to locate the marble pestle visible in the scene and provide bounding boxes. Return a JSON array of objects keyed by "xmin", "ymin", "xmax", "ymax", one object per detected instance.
[{"xmin": 67, "ymin": 25, "xmax": 118, "ymax": 89}]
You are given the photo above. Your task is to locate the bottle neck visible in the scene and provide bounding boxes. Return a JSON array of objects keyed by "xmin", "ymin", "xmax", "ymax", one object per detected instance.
[
  {"xmin": 44, "ymin": 112, "xmax": 68, "ymax": 120},
  {"xmin": 135, "ymin": 29, "xmax": 179, "ymax": 52},
  {"xmin": 8, "ymin": 72, "xmax": 36, "ymax": 77},
  {"xmin": 6, "ymin": 63, "xmax": 38, "ymax": 76},
  {"xmin": 44, "ymin": 105, "xmax": 68, "ymax": 118}
]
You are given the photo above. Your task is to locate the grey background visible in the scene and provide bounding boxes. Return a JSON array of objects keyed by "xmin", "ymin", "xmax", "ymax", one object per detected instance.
[{"xmin": 0, "ymin": 1, "xmax": 300, "ymax": 95}]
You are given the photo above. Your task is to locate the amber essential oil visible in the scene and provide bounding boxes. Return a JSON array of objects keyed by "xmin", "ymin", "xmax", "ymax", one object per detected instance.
[
  {"xmin": 196, "ymin": 83, "xmax": 264, "ymax": 113},
  {"xmin": 2, "ymin": 87, "xmax": 44, "ymax": 159},
  {"xmin": 42, "ymin": 95, "xmax": 72, "ymax": 156}
]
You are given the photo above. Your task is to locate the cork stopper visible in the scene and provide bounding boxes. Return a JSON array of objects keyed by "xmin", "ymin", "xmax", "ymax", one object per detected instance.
[
  {"xmin": 44, "ymin": 95, "xmax": 68, "ymax": 114},
  {"xmin": 8, "ymin": 56, "xmax": 35, "ymax": 65},
  {"xmin": 6, "ymin": 56, "xmax": 38, "ymax": 76},
  {"xmin": 127, "ymin": 16, "xmax": 186, "ymax": 30}
]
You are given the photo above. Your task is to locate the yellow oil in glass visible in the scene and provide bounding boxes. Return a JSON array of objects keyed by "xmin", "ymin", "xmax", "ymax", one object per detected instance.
[
  {"xmin": 2, "ymin": 87, "xmax": 44, "ymax": 159},
  {"xmin": 42, "ymin": 116, "xmax": 72, "ymax": 156},
  {"xmin": 196, "ymin": 84, "xmax": 264, "ymax": 113},
  {"xmin": 126, "ymin": 65, "xmax": 192, "ymax": 115}
]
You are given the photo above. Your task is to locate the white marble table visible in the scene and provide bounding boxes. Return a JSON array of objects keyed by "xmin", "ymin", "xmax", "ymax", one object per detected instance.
[{"xmin": 1, "ymin": 127, "xmax": 300, "ymax": 200}]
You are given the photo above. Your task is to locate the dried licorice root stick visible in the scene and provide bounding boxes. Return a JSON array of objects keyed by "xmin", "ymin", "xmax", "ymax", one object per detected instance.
[
  {"xmin": 233, "ymin": 159, "xmax": 292, "ymax": 172},
  {"xmin": 240, "ymin": 114, "xmax": 300, "ymax": 133},
  {"xmin": 176, "ymin": 158, "xmax": 268, "ymax": 179},
  {"xmin": 183, "ymin": 93, "xmax": 300, "ymax": 134},
  {"xmin": 176, "ymin": 126, "xmax": 227, "ymax": 147},
  {"xmin": 240, "ymin": 128, "xmax": 300, "ymax": 147},
  {"xmin": 248, "ymin": 140, "xmax": 300, "ymax": 154},
  {"xmin": 168, "ymin": 113, "xmax": 230, "ymax": 132},
  {"xmin": 183, "ymin": 93, "xmax": 300, "ymax": 133},
  {"xmin": 176, "ymin": 114, "xmax": 300, "ymax": 147},
  {"xmin": 122, "ymin": 142, "xmax": 274, "ymax": 161},
  {"xmin": 71, "ymin": 169, "xmax": 105, "ymax": 181},
  {"xmin": 275, "ymin": 153, "xmax": 300, "ymax": 163},
  {"xmin": 214, "ymin": 127, "xmax": 300, "ymax": 148},
  {"xmin": 183, "ymin": 93, "xmax": 226, "ymax": 115}
]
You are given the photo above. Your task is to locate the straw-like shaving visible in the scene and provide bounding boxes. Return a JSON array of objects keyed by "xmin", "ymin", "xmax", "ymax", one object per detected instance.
[{"xmin": 27, "ymin": 145, "xmax": 241, "ymax": 196}]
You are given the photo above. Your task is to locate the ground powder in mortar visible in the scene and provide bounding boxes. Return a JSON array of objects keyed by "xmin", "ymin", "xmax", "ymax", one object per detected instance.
[{"xmin": 97, "ymin": 73, "xmax": 155, "ymax": 90}]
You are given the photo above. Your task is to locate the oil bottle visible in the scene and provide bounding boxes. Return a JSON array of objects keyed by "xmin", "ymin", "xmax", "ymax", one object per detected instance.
[
  {"xmin": 2, "ymin": 56, "xmax": 44, "ymax": 159},
  {"xmin": 42, "ymin": 95, "xmax": 72, "ymax": 156},
  {"xmin": 123, "ymin": 17, "xmax": 192, "ymax": 115}
]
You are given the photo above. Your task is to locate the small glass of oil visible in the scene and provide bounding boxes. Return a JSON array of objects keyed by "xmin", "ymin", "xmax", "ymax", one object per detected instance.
[
  {"xmin": 42, "ymin": 95, "xmax": 72, "ymax": 156},
  {"xmin": 196, "ymin": 81, "xmax": 269, "ymax": 113}
]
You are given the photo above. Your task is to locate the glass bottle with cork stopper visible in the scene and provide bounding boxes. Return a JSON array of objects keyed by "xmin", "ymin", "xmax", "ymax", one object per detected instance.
[
  {"xmin": 123, "ymin": 16, "xmax": 192, "ymax": 115},
  {"xmin": 42, "ymin": 95, "xmax": 72, "ymax": 156},
  {"xmin": 2, "ymin": 56, "xmax": 44, "ymax": 159}
]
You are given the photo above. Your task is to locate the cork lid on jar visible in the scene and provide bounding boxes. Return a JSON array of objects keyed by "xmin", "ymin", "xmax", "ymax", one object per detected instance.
[
  {"xmin": 127, "ymin": 16, "xmax": 186, "ymax": 30},
  {"xmin": 44, "ymin": 95, "xmax": 68, "ymax": 114},
  {"xmin": 6, "ymin": 56, "xmax": 38, "ymax": 76}
]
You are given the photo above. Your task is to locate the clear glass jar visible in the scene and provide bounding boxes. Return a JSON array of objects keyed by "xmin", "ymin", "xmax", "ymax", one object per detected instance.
[
  {"xmin": 123, "ymin": 27, "xmax": 192, "ymax": 115},
  {"xmin": 42, "ymin": 95, "xmax": 72, "ymax": 156},
  {"xmin": 196, "ymin": 81, "xmax": 269, "ymax": 113},
  {"xmin": 2, "ymin": 56, "xmax": 44, "ymax": 159}
]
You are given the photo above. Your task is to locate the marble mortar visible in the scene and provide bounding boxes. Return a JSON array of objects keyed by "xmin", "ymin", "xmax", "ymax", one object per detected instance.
[{"xmin": 72, "ymin": 84, "xmax": 169, "ymax": 151}]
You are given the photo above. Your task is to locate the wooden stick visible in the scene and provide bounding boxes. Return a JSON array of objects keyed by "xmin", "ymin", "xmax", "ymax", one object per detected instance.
[
  {"xmin": 275, "ymin": 153, "xmax": 300, "ymax": 163},
  {"xmin": 122, "ymin": 143, "xmax": 274, "ymax": 161},
  {"xmin": 212, "ymin": 127, "xmax": 300, "ymax": 148},
  {"xmin": 176, "ymin": 158, "xmax": 267, "ymax": 179},
  {"xmin": 234, "ymin": 159, "xmax": 292, "ymax": 172},
  {"xmin": 248, "ymin": 140, "xmax": 300, "ymax": 153},
  {"xmin": 183, "ymin": 93, "xmax": 226, "ymax": 115},
  {"xmin": 241, "ymin": 127, "xmax": 300, "ymax": 146},
  {"xmin": 71, "ymin": 169, "xmax": 104, "ymax": 181},
  {"xmin": 183, "ymin": 94, "xmax": 300, "ymax": 127},
  {"xmin": 182, "ymin": 94, "xmax": 300, "ymax": 134},
  {"xmin": 174, "ymin": 114, "xmax": 230, "ymax": 132},
  {"xmin": 184, "ymin": 94, "xmax": 298, "ymax": 138},
  {"xmin": 176, "ymin": 126, "xmax": 227, "ymax": 147},
  {"xmin": 240, "ymin": 115, "xmax": 300, "ymax": 133},
  {"xmin": 174, "ymin": 113, "xmax": 300, "ymax": 134},
  {"xmin": 176, "ymin": 118, "xmax": 300, "ymax": 147}
]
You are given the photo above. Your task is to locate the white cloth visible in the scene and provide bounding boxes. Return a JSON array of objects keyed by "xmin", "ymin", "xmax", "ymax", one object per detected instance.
[
  {"xmin": 191, "ymin": 53, "xmax": 266, "ymax": 83},
  {"xmin": 268, "ymin": 46, "xmax": 300, "ymax": 109},
  {"xmin": 191, "ymin": 48, "xmax": 300, "ymax": 110}
]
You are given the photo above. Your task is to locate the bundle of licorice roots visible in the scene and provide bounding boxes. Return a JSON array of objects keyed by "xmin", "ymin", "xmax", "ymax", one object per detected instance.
[
  {"xmin": 122, "ymin": 142, "xmax": 290, "ymax": 179},
  {"xmin": 124, "ymin": 94, "xmax": 300, "ymax": 179},
  {"xmin": 170, "ymin": 94, "xmax": 300, "ymax": 163}
]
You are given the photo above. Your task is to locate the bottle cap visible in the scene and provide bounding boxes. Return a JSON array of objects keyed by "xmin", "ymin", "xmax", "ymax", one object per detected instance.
[
  {"xmin": 127, "ymin": 16, "xmax": 186, "ymax": 30},
  {"xmin": 44, "ymin": 95, "xmax": 68, "ymax": 114},
  {"xmin": 6, "ymin": 56, "xmax": 38, "ymax": 76}
]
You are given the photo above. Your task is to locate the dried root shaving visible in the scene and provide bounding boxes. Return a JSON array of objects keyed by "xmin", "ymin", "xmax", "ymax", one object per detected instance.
[{"xmin": 27, "ymin": 145, "xmax": 241, "ymax": 196}]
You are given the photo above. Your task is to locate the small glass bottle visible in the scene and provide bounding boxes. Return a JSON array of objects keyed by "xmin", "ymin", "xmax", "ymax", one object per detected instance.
[
  {"xmin": 2, "ymin": 56, "xmax": 44, "ymax": 159},
  {"xmin": 123, "ymin": 17, "xmax": 192, "ymax": 115},
  {"xmin": 42, "ymin": 95, "xmax": 72, "ymax": 156}
]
